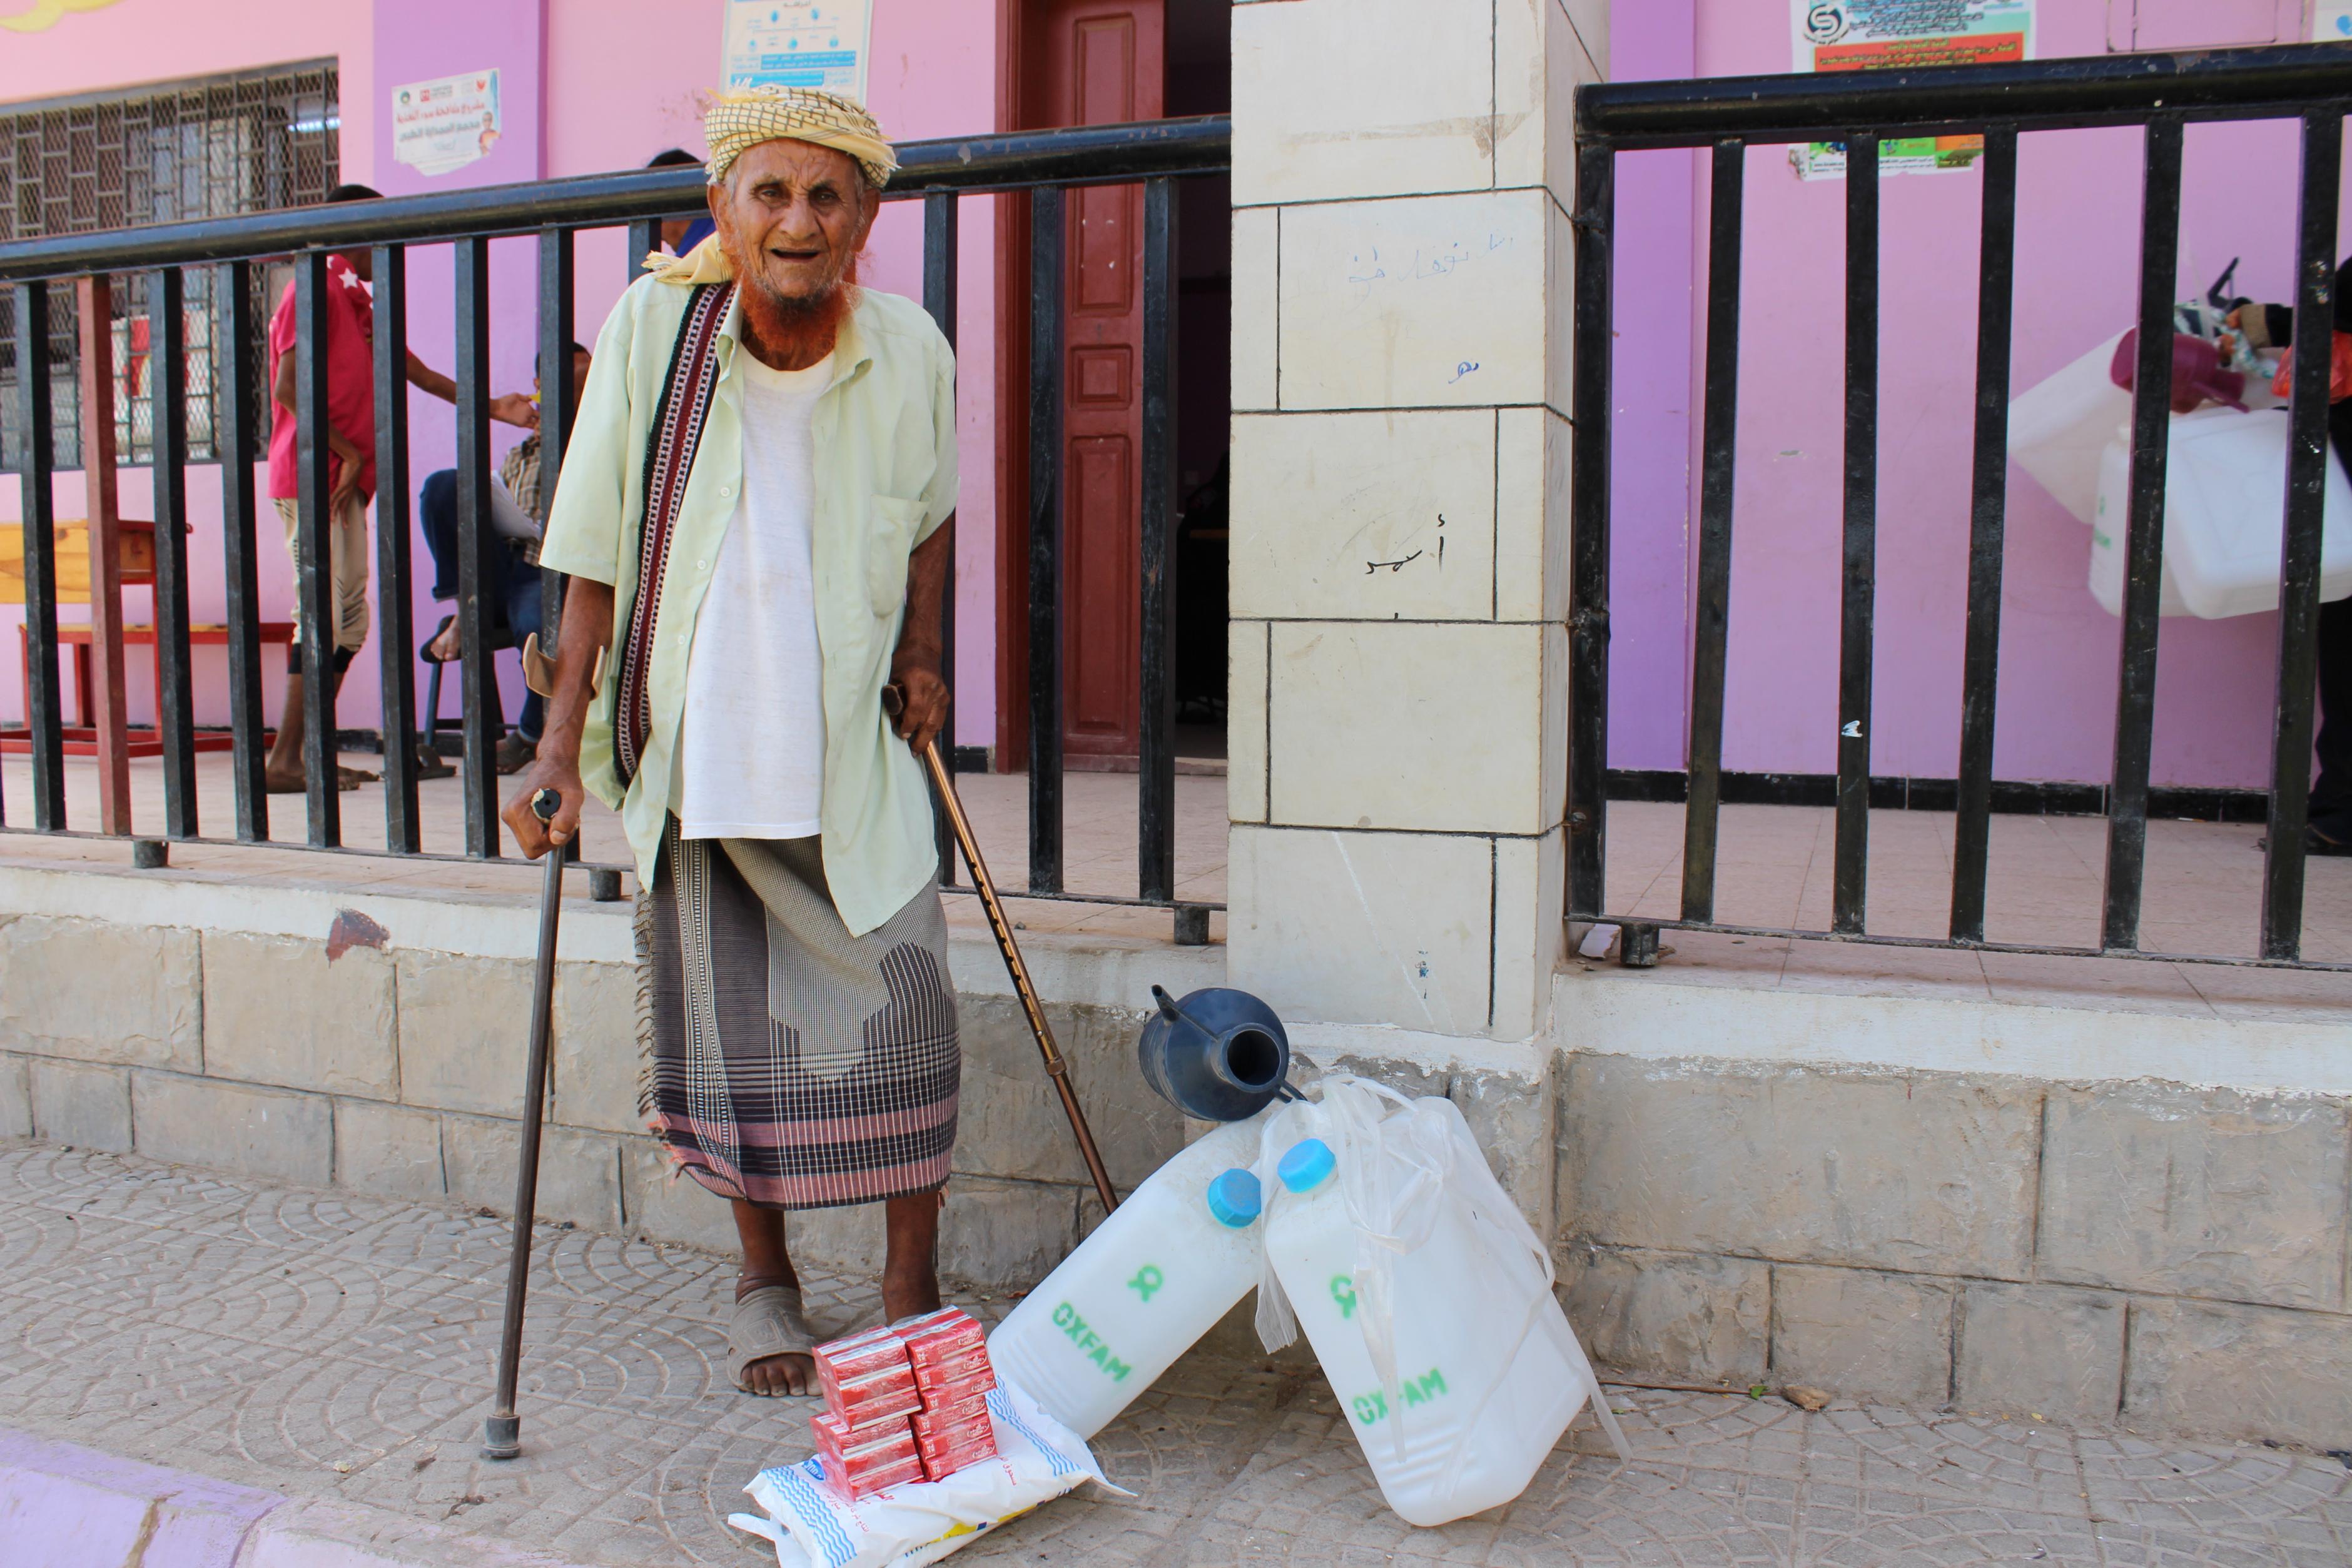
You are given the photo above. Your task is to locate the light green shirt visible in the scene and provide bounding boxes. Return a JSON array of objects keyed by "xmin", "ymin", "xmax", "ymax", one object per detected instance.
[{"xmin": 539, "ymin": 276, "xmax": 956, "ymax": 938}]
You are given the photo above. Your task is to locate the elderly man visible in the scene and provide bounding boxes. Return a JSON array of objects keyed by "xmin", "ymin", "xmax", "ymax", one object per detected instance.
[{"xmin": 507, "ymin": 87, "xmax": 957, "ymax": 1398}]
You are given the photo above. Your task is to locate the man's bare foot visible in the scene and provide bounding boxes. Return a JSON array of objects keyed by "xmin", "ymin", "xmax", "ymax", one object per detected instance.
[
  {"xmin": 879, "ymin": 1254, "xmax": 943, "ymax": 1325},
  {"xmin": 428, "ymin": 617, "xmax": 462, "ymax": 662},
  {"xmin": 263, "ymin": 762, "xmax": 375, "ymax": 793},
  {"xmin": 735, "ymin": 1272, "xmax": 814, "ymax": 1397}
]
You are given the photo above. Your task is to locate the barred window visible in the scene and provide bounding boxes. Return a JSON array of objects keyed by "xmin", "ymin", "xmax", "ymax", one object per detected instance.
[{"xmin": 0, "ymin": 60, "xmax": 340, "ymax": 470}]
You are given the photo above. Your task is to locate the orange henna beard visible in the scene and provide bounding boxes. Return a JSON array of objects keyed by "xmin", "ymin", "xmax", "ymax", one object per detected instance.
[{"xmin": 726, "ymin": 225, "xmax": 860, "ymax": 367}]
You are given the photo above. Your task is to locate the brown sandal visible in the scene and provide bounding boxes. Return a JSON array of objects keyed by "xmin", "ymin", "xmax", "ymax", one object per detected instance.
[{"xmin": 728, "ymin": 1284, "xmax": 816, "ymax": 1395}]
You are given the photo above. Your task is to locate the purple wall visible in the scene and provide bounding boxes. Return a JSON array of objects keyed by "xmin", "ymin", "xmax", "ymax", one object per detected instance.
[
  {"xmin": 371, "ymin": 0, "xmax": 549, "ymax": 736},
  {"xmin": 1611, "ymin": 0, "xmax": 2344, "ymax": 789},
  {"xmin": 1605, "ymin": 6, "xmax": 1698, "ymax": 775}
]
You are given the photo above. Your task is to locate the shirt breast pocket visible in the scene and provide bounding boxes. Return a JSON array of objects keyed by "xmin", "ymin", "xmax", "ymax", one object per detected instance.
[{"xmin": 864, "ymin": 495, "xmax": 929, "ymax": 614}]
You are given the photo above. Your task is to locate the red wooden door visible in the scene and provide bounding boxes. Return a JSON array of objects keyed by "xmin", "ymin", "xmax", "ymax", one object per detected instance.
[{"xmin": 1031, "ymin": 0, "xmax": 1164, "ymax": 762}]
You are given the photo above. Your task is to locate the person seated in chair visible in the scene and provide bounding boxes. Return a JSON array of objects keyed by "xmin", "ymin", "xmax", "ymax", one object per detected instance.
[{"xmin": 416, "ymin": 341, "xmax": 592, "ymax": 776}]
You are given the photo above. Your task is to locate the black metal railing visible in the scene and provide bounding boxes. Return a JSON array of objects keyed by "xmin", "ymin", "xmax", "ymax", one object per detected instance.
[
  {"xmin": 1569, "ymin": 45, "xmax": 2352, "ymax": 972},
  {"xmin": 0, "ymin": 116, "xmax": 1228, "ymax": 939}
]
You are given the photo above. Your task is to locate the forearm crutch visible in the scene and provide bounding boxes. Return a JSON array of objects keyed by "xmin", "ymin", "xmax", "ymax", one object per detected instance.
[
  {"xmin": 887, "ymin": 687, "xmax": 1118, "ymax": 1215},
  {"xmin": 483, "ymin": 787, "xmax": 564, "ymax": 1460}
]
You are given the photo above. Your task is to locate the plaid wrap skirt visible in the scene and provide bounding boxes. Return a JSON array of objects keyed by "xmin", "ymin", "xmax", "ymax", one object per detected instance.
[{"xmin": 637, "ymin": 820, "xmax": 961, "ymax": 1210}]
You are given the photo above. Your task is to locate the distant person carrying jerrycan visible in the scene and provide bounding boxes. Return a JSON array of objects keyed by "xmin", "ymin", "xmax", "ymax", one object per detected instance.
[{"xmin": 2223, "ymin": 263, "xmax": 2352, "ymax": 856}]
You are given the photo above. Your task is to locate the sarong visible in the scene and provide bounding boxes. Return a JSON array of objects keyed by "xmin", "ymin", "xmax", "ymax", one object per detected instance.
[{"xmin": 639, "ymin": 821, "xmax": 961, "ymax": 1209}]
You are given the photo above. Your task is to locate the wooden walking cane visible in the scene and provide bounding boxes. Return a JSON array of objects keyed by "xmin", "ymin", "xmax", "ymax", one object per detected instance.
[
  {"xmin": 482, "ymin": 786, "xmax": 565, "ymax": 1461},
  {"xmin": 886, "ymin": 686, "xmax": 1118, "ymax": 1215}
]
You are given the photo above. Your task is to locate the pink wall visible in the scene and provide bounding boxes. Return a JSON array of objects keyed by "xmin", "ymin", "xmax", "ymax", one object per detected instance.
[
  {"xmin": 1606, "ymin": 8, "xmax": 1698, "ymax": 776},
  {"xmin": 1617, "ymin": 0, "xmax": 2342, "ymax": 789},
  {"xmin": 0, "ymin": 0, "xmax": 1001, "ymax": 759}
]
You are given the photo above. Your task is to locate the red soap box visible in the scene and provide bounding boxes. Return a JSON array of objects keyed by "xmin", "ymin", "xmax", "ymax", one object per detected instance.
[
  {"xmin": 814, "ymin": 1415, "xmax": 924, "ymax": 1501},
  {"xmin": 915, "ymin": 1362, "xmax": 996, "ymax": 1407},
  {"xmin": 823, "ymin": 1453, "xmax": 927, "ymax": 1501},
  {"xmin": 815, "ymin": 1325, "xmax": 908, "ymax": 1395},
  {"xmin": 808, "ymin": 1311, "xmax": 1003, "ymax": 1495},
  {"xmin": 896, "ymin": 1307, "xmax": 988, "ymax": 1373},
  {"xmin": 918, "ymin": 1439, "xmax": 998, "ymax": 1483},
  {"xmin": 814, "ymin": 1325, "xmax": 923, "ymax": 1429}
]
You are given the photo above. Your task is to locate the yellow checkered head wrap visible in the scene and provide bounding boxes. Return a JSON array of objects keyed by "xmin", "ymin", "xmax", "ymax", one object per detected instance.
[{"xmin": 703, "ymin": 85, "xmax": 898, "ymax": 191}]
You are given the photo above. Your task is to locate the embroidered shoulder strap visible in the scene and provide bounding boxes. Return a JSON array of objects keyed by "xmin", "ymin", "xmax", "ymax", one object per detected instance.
[{"xmin": 614, "ymin": 280, "xmax": 734, "ymax": 788}]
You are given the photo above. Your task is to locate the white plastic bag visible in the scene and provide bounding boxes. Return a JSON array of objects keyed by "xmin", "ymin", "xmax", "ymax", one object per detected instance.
[{"xmin": 729, "ymin": 1379, "xmax": 1126, "ymax": 1568}]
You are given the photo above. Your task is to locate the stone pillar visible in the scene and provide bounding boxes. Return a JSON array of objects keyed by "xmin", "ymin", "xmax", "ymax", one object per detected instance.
[{"xmin": 1227, "ymin": 0, "xmax": 1605, "ymax": 1039}]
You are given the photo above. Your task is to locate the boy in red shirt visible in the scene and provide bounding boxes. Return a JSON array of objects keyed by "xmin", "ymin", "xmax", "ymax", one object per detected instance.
[{"xmin": 261, "ymin": 182, "xmax": 536, "ymax": 793}]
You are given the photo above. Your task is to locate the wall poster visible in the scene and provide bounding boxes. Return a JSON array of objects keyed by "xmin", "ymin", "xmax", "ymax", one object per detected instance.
[
  {"xmin": 390, "ymin": 68, "xmax": 504, "ymax": 179},
  {"xmin": 722, "ymin": 0, "xmax": 873, "ymax": 99},
  {"xmin": 1789, "ymin": 1, "xmax": 2037, "ymax": 179}
]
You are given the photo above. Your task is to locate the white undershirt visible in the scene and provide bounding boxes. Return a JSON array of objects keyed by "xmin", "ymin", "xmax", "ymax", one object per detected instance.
[{"xmin": 674, "ymin": 353, "xmax": 832, "ymax": 840}]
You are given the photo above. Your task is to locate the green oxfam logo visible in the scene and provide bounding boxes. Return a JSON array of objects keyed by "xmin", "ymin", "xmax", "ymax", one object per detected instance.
[
  {"xmin": 1330, "ymin": 1275, "xmax": 1357, "ymax": 1319},
  {"xmin": 1050, "ymin": 1300, "xmax": 1133, "ymax": 1382},
  {"xmin": 1349, "ymin": 1368, "xmax": 1449, "ymax": 1427},
  {"xmin": 1128, "ymin": 1265, "xmax": 1164, "ymax": 1302}
]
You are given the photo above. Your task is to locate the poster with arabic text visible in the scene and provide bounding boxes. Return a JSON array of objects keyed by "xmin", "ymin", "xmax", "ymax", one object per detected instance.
[
  {"xmin": 1789, "ymin": 1, "xmax": 2035, "ymax": 180},
  {"xmin": 722, "ymin": 0, "xmax": 871, "ymax": 99}
]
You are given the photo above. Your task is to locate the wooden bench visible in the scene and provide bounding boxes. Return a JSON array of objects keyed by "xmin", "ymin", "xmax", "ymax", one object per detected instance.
[
  {"xmin": 5, "ymin": 614, "xmax": 297, "ymax": 759},
  {"xmin": 1, "ymin": 515, "xmax": 297, "ymax": 757},
  {"xmin": 6, "ymin": 622, "xmax": 298, "ymax": 757}
]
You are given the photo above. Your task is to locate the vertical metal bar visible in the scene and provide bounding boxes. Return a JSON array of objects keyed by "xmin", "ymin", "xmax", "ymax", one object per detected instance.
[
  {"xmin": 14, "ymin": 282, "xmax": 65, "ymax": 831},
  {"xmin": 1680, "ymin": 141, "xmax": 1745, "ymax": 924},
  {"xmin": 1028, "ymin": 185, "xmax": 1066, "ymax": 896},
  {"xmin": 295, "ymin": 251, "xmax": 342, "ymax": 847},
  {"xmin": 455, "ymin": 235, "xmax": 499, "ymax": 857},
  {"xmin": 923, "ymin": 188, "xmax": 960, "ymax": 887},
  {"xmin": 627, "ymin": 219, "xmax": 659, "ymax": 289},
  {"xmin": 75, "ymin": 278, "xmax": 132, "ymax": 833},
  {"xmin": 151, "ymin": 267, "xmax": 198, "ymax": 839},
  {"xmin": 1139, "ymin": 176, "xmax": 1180, "ymax": 906},
  {"xmin": 539, "ymin": 230, "xmax": 577, "ymax": 862},
  {"xmin": 373, "ymin": 244, "xmax": 420, "ymax": 852},
  {"xmin": 2102, "ymin": 116, "xmax": 2184, "ymax": 953},
  {"xmin": 1950, "ymin": 126, "xmax": 2020, "ymax": 944},
  {"xmin": 537, "ymin": 226, "xmax": 575, "ymax": 650},
  {"xmin": 216, "ymin": 260, "xmax": 267, "ymax": 841},
  {"xmin": 1566, "ymin": 142, "xmax": 1616, "ymax": 920},
  {"xmin": 1832, "ymin": 134, "xmax": 1881, "ymax": 937},
  {"xmin": 2260, "ymin": 111, "xmax": 2343, "ymax": 962}
]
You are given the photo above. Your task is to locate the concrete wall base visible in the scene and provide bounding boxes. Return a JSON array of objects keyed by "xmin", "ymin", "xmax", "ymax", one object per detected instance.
[{"xmin": 4, "ymin": 863, "xmax": 2347, "ymax": 1451}]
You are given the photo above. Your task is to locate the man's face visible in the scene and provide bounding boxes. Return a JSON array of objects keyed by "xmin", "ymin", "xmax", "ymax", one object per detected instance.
[
  {"xmin": 531, "ymin": 348, "xmax": 594, "ymax": 416},
  {"xmin": 707, "ymin": 139, "xmax": 873, "ymax": 305}
]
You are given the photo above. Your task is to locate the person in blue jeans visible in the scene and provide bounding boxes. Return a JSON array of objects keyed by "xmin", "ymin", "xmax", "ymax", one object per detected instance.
[{"xmin": 417, "ymin": 341, "xmax": 590, "ymax": 774}]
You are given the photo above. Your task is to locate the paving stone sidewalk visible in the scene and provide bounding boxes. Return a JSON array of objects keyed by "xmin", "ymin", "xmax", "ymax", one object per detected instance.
[{"xmin": 3, "ymin": 1143, "xmax": 2348, "ymax": 1567}]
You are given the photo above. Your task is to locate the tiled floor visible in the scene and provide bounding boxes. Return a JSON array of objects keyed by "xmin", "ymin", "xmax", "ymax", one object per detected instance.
[
  {"xmin": 8, "ymin": 747, "xmax": 2350, "ymax": 978},
  {"xmin": 1599, "ymin": 801, "xmax": 2352, "ymax": 966},
  {"xmin": 5, "ymin": 1143, "xmax": 2344, "ymax": 1567}
]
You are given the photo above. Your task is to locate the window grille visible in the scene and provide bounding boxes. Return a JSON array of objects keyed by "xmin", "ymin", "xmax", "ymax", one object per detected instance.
[{"xmin": 0, "ymin": 61, "xmax": 340, "ymax": 470}]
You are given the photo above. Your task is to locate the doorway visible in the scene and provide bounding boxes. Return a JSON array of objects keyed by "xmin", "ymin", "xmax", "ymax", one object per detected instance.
[{"xmin": 995, "ymin": 0, "xmax": 1230, "ymax": 774}]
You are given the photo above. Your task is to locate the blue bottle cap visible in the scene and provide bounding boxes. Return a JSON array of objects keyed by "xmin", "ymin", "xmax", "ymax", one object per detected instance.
[
  {"xmin": 1277, "ymin": 1138, "xmax": 1336, "ymax": 1194},
  {"xmin": 1204, "ymin": 1168, "xmax": 1262, "ymax": 1228}
]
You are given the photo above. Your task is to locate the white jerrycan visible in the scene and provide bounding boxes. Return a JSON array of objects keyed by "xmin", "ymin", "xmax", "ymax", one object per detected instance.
[
  {"xmin": 988, "ymin": 1110, "xmax": 1273, "ymax": 1439},
  {"xmin": 1258, "ymin": 1078, "xmax": 1628, "ymax": 1528},
  {"xmin": 2091, "ymin": 430, "xmax": 2190, "ymax": 617}
]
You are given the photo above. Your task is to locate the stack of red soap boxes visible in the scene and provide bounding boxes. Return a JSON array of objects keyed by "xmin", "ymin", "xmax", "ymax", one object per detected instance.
[{"xmin": 810, "ymin": 1308, "xmax": 998, "ymax": 1499}]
